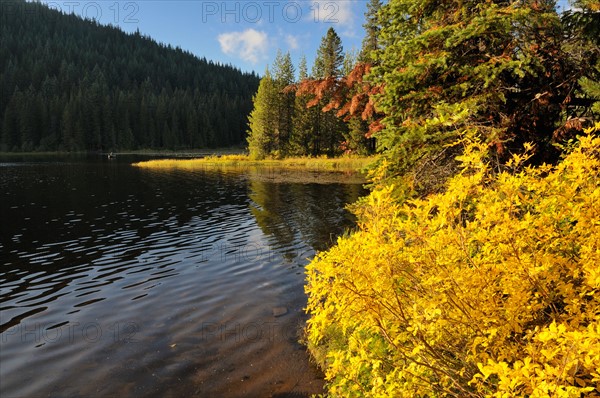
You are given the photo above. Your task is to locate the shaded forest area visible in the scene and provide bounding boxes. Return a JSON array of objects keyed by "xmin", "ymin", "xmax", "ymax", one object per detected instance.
[{"xmin": 0, "ymin": 0, "xmax": 260, "ymax": 152}]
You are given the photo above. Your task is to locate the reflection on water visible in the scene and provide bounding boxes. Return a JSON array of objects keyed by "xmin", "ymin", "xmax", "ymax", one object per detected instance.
[{"xmin": 0, "ymin": 155, "xmax": 366, "ymax": 397}]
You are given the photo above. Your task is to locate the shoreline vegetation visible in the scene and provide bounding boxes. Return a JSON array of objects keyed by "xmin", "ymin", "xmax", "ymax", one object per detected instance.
[
  {"xmin": 305, "ymin": 129, "xmax": 600, "ymax": 397},
  {"xmin": 131, "ymin": 155, "xmax": 376, "ymax": 184},
  {"xmin": 112, "ymin": 147, "xmax": 247, "ymax": 157},
  {"xmin": 132, "ymin": 154, "xmax": 375, "ymax": 173}
]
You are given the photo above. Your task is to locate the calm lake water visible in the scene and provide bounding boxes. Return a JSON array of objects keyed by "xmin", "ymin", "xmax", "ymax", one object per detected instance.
[{"xmin": 0, "ymin": 155, "xmax": 366, "ymax": 397}]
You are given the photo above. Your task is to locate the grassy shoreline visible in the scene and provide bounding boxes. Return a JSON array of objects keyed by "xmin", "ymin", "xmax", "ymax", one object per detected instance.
[{"xmin": 132, "ymin": 154, "xmax": 376, "ymax": 173}]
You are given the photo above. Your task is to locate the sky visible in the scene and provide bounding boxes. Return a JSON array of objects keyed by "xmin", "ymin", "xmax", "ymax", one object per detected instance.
[
  {"xmin": 38, "ymin": 0, "xmax": 572, "ymax": 76},
  {"xmin": 38, "ymin": 0, "xmax": 371, "ymax": 75}
]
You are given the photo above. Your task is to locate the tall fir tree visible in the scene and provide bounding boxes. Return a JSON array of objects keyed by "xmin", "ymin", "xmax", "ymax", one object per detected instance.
[
  {"xmin": 359, "ymin": 0, "xmax": 383, "ymax": 63},
  {"xmin": 272, "ymin": 50, "xmax": 296, "ymax": 154},
  {"xmin": 312, "ymin": 28, "xmax": 347, "ymax": 155},
  {"xmin": 291, "ymin": 56, "xmax": 318, "ymax": 155},
  {"xmin": 342, "ymin": 48, "xmax": 372, "ymax": 155},
  {"xmin": 313, "ymin": 27, "xmax": 344, "ymax": 79},
  {"xmin": 247, "ymin": 68, "xmax": 279, "ymax": 159}
]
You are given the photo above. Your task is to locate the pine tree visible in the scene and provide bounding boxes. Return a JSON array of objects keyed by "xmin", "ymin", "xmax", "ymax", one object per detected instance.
[
  {"xmin": 359, "ymin": 0, "xmax": 383, "ymax": 63},
  {"xmin": 290, "ymin": 56, "xmax": 316, "ymax": 155},
  {"xmin": 312, "ymin": 28, "xmax": 347, "ymax": 155},
  {"xmin": 313, "ymin": 27, "xmax": 344, "ymax": 79},
  {"xmin": 272, "ymin": 50, "xmax": 296, "ymax": 154},
  {"xmin": 247, "ymin": 68, "xmax": 279, "ymax": 159}
]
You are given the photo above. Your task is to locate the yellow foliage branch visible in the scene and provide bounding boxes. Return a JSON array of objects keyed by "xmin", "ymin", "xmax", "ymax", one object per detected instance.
[{"xmin": 305, "ymin": 123, "xmax": 600, "ymax": 397}]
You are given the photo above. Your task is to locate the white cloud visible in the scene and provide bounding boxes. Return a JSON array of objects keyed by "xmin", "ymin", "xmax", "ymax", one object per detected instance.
[
  {"xmin": 303, "ymin": 0, "xmax": 358, "ymax": 37},
  {"xmin": 334, "ymin": 0, "xmax": 359, "ymax": 37},
  {"xmin": 307, "ymin": 0, "xmax": 356, "ymax": 25},
  {"xmin": 285, "ymin": 34, "xmax": 299, "ymax": 50},
  {"xmin": 218, "ymin": 29, "xmax": 269, "ymax": 64},
  {"xmin": 330, "ymin": 0, "xmax": 355, "ymax": 25}
]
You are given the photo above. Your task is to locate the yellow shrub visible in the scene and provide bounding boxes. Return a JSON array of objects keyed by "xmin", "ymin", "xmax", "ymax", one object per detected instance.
[{"xmin": 305, "ymin": 125, "xmax": 600, "ymax": 397}]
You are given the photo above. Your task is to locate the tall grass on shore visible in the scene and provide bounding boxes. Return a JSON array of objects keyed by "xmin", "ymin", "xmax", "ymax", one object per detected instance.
[{"xmin": 132, "ymin": 155, "xmax": 376, "ymax": 173}]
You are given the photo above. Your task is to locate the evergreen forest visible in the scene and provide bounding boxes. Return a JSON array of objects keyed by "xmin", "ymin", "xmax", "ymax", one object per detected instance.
[
  {"xmin": 247, "ymin": 27, "xmax": 376, "ymax": 159},
  {"xmin": 0, "ymin": 0, "xmax": 260, "ymax": 152}
]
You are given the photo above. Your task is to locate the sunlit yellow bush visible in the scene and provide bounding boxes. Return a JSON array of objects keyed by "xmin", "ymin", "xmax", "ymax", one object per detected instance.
[{"xmin": 305, "ymin": 124, "xmax": 600, "ymax": 397}]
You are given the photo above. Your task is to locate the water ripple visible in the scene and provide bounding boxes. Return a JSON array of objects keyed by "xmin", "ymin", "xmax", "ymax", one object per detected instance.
[{"xmin": 0, "ymin": 159, "xmax": 364, "ymax": 397}]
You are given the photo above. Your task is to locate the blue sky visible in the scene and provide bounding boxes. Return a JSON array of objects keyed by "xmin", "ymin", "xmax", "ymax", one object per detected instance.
[
  {"xmin": 39, "ymin": 0, "xmax": 571, "ymax": 76},
  {"xmin": 40, "ymin": 0, "xmax": 371, "ymax": 75}
]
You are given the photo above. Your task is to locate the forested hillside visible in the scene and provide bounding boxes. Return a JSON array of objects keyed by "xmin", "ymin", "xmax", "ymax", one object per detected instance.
[{"xmin": 0, "ymin": 0, "xmax": 260, "ymax": 152}]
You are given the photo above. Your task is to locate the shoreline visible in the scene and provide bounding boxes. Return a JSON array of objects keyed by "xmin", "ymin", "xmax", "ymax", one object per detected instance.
[{"xmin": 131, "ymin": 154, "xmax": 376, "ymax": 174}]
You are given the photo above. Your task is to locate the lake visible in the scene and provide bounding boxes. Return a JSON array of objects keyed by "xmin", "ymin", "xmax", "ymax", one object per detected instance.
[{"xmin": 0, "ymin": 155, "xmax": 366, "ymax": 397}]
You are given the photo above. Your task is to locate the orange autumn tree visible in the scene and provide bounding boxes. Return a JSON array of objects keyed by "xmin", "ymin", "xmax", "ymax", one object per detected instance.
[
  {"xmin": 287, "ymin": 0, "xmax": 385, "ymax": 156},
  {"xmin": 288, "ymin": 58, "xmax": 383, "ymax": 156}
]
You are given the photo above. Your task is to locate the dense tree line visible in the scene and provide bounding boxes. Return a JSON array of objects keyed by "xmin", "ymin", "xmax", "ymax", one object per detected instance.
[
  {"xmin": 247, "ymin": 27, "xmax": 376, "ymax": 159},
  {"xmin": 290, "ymin": 0, "xmax": 598, "ymax": 192},
  {"xmin": 0, "ymin": 0, "xmax": 260, "ymax": 152},
  {"xmin": 247, "ymin": 2, "xmax": 385, "ymax": 159}
]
